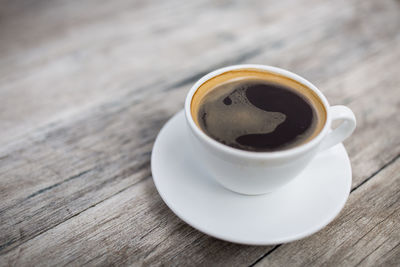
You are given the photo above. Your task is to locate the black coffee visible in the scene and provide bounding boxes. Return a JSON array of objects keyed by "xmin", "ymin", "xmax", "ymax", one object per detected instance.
[{"xmin": 197, "ymin": 79, "xmax": 319, "ymax": 152}]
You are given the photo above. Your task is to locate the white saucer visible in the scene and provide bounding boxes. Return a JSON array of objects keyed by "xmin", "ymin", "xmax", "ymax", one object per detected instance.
[{"xmin": 151, "ymin": 110, "xmax": 352, "ymax": 245}]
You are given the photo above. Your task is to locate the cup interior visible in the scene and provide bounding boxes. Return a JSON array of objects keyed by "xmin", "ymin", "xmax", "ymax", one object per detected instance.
[{"xmin": 189, "ymin": 67, "xmax": 327, "ymax": 149}]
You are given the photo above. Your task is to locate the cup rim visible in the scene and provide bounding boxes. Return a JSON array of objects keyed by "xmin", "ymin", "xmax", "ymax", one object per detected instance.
[{"xmin": 184, "ymin": 64, "xmax": 331, "ymax": 159}]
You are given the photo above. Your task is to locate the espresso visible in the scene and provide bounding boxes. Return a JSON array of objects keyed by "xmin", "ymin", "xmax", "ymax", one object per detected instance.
[{"xmin": 194, "ymin": 74, "xmax": 325, "ymax": 152}]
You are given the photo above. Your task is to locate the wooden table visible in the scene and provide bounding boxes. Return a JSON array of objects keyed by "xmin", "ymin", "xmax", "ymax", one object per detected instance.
[{"xmin": 1, "ymin": 0, "xmax": 399, "ymax": 265}]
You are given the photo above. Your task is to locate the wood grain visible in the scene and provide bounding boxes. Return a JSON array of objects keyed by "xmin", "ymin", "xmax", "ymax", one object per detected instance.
[
  {"xmin": 0, "ymin": 178, "xmax": 270, "ymax": 266},
  {"xmin": 255, "ymin": 156, "xmax": 400, "ymax": 267},
  {"xmin": 0, "ymin": 0, "xmax": 351, "ymax": 147},
  {"xmin": 2, "ymin": 38, "xmax": 399, "ymax": 265},
  {"xmin": 0, "ymin": 0, "xmax": 399, "ymax": 265}
]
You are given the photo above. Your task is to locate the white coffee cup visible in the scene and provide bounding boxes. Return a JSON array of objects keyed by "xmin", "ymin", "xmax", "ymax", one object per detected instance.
[{"xmin": 185, "ymin": 65, "xmax": 356, "ymax": 195}]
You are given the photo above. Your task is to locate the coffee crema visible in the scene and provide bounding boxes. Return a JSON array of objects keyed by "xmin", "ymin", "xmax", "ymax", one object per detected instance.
[{"xmin": 191, "ymin": 69, "xmax": 326, "ymax": 152}]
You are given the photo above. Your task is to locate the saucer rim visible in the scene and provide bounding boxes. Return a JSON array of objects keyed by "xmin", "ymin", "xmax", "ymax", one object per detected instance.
[{"xmin": 151, "ymin": 110, "xmax": 352, "ymax": 245}]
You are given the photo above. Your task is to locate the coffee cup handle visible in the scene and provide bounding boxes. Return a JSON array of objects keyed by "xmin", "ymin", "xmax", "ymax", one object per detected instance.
[{"xmin": 319, "ymin": 105, "xmax": 356, "ymax": 151}]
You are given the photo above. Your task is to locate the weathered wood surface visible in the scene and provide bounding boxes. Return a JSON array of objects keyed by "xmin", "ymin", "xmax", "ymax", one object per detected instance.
[
  {"xmin": 0, "ymin": 0, "xmax": 399, "ymax": 266},
  {"xmin": 256, "ymin": 157, "xmax": 400, "ymax": 267}
]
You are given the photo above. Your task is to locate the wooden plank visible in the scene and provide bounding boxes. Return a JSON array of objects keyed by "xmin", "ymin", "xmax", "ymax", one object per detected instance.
[
  {"xmin": 0, "ymin": 124, "xmax": 399, "ymax": 266},
  {"xmin": 2, "ymin": 0, "xmax": 399, "ymax": 148},
  {"xmin": 0, "ymin": 177, "xmax": 272, "ymax": 266},
  {"xmin": 0, "ymin": 0, "xmax": 399, "ymax": 264},
  {"xmin": 3, "ymin": 0, "xmax": 398, "ymax": 252},
  {"xmin": 255, "ymin": 156, "xmax": 400, "ymax": 267},
  {"xmin": 1, "ymin": 0, "xmax": 399, "ymax": 211},
  {"xmin": 0, "ymin": 0, "xmax": 346, "ymax": 147},
  {"xmin": 0, "ymin": 35, "xmax": 399, "ymax": 266}
]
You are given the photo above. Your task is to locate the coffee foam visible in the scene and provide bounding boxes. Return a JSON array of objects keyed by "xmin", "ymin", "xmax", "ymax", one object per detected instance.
[
  {"xmin": 191, "ymin": 69, "xmax": 327, "ymax": 147},
  {"xmin": 198, "ymin": 81, "xmax": 287, "ymax": 146}
]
